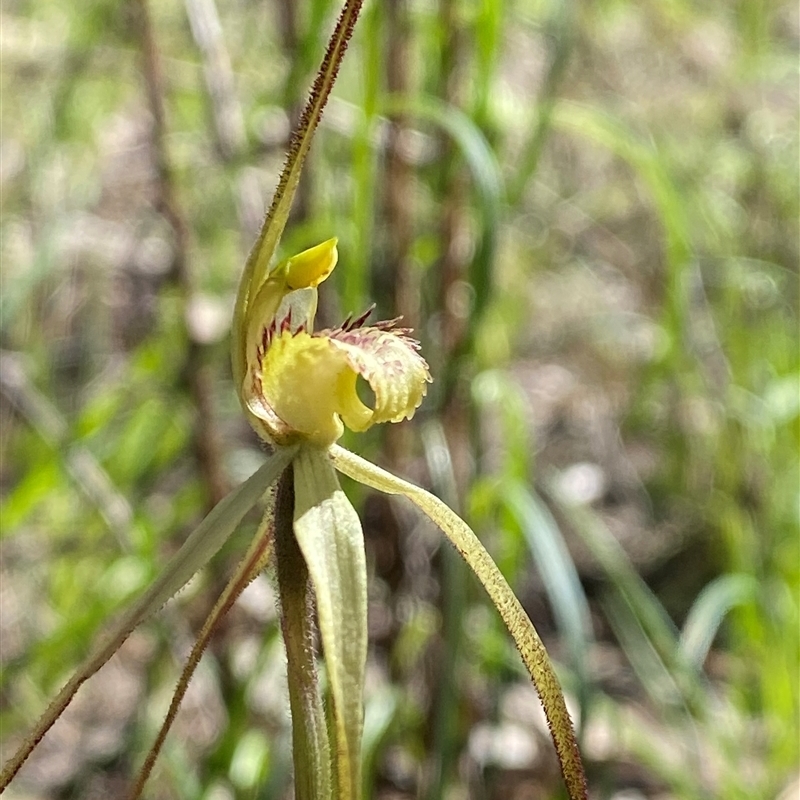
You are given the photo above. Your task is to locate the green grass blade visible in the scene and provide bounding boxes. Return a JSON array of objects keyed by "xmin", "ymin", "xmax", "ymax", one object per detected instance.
[
  {"xmin": 361, "ymin": 685, "xmax": 400, "ymax": 798},
  {"xmin": 293, "ymin": 446, "xmax": 368, "ymax": 800},
  {"xmin": 329, "ymin": 445, "xmax": 588, "ymax": 800},
  {"xmin": 544, "ymin": 472, "xmax": 708, "ymax": 716},
  {"xmin": 600, "ymin": 590, "xmax": 686, "ymax": 710},
  {"xmin": 381, "ymin": 93, "xmax": 503, "ymax": 323},
  {"xmin": 472, "ymin": 0, "xmax": 504, "ymax": 130},
  {"xmin": 345, "ymin": 0, "xmax": 382, "ymax": 314},
  {"xmin": 544, "ymin": 472, "xmax": 682, "ymax": 661},
  {"xmin": 502, "ymin": 481, "xmax": 594, "ymax": 726},
  {"xmin": 599, "ymin": 590, "xmax": 706, "ymax": 787},
  {"xmin": 0, "ymin": 445, "xmax": 296, "ymax": 790},
  {"xmin": 680, "ymin": 574, "xmax": 757, "ymax": 669},
  {"xmin": 549, "ymin": 102, "xmax": 692, "ymax": 346},
  {"xmin": 507, "ymin": 0, "xmax": 575, "ymax": 204},
  {"xmin": 420, "ymin": 421, "xmax": 467, "ymax": 799}
]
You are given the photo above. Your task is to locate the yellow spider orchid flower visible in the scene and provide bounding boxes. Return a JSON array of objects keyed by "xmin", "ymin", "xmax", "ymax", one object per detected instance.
[
  {"xmin": 230, "ymin": 237, "xmax": 436, "ymax": 800},
  {"xmin": 228, "ymin": 237, "xmax": 584, "ymax": 800},
  {"xmin": 0, "ymin": 3, "xmax": 586, "ymax": 799},
  {"xmin": 240, "ymin": 238, "xmax": 431, "ymax": 447}
]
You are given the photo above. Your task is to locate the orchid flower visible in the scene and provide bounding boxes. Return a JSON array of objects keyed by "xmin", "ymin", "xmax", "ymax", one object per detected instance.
[
  {"xmin": 228, "ymin": 234, "xmax": 585, "ymax": 800},
  {"xmin": 0, "ymin": 2, "xmax": 587, "ymax": 799},
  {"xmin": 239, "ymin": 237, "xmax": 431, "ymax": 449}
]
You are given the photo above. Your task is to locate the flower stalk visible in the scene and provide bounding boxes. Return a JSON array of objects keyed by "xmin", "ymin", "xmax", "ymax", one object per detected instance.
[{"xmin": 276, "ymin": 466, "xmax": 332, "ymax": 799}]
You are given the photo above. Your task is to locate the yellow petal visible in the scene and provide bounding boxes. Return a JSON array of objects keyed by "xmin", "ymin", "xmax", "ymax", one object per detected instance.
[
  {"xmin": 325, "ymin": 325, "xmax": 431, "ymax": 428},
  {"xmin": 285, "ymin": 237, "xmax": 338, "ymax": 289},
  {"xmin": 245, "ymin": 325, "xmax": 431, "ymax": 446},
  {"xmin": 234, "ymin": 240, "xmax": 338, "ymax": 398},
  {"xmin": 246, "ymin": 332, "xmax": 346, "ymax": 445},
  {"xmin": 242, "ymin": 239, "xmax": 339, "ymax": 440}
]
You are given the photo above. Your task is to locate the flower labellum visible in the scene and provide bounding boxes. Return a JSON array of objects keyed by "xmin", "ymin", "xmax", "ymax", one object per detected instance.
[{"xmin": 241, "ymin": 238, "xmax": 432, "ymax": 446}]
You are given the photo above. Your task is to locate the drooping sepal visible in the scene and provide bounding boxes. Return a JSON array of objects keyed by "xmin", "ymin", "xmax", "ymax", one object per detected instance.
[{"xmin": 328, "ymin": 444, "xmax": 589, "ymax": 800}]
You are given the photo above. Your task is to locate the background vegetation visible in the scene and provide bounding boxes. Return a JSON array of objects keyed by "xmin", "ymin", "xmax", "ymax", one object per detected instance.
[{"xmin": 1, "ymin": 0, "xmax": 798, "ymax": 797}]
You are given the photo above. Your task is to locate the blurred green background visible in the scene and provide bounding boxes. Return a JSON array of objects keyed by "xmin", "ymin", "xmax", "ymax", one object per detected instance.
[{"xmin": 1, "ymin": 0, "xmax": 798, "ymax": 798}]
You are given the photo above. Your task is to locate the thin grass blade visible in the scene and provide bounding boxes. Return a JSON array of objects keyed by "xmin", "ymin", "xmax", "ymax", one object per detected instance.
[
  {"xmin": 549, "ymin": 102, "xmax": 692, "ymax": 345},
  {"xmin": 544, "ymin": 472, "xmax": 682, "ymax": 661},
  {"xmin": 545, "ymin": 472, "xmax": 708, "ymax": 714},
  {"xmin": 680, "ymin": 574, "xmax": 757, "ymax": 669},
  {"xmin": 361, "ymin": 686, "xmax": 400, "ymax": 798},
  {"xmin": 502, "ymin": 481, "xmax": 594, "ymax": 726},
  {"xmin": 382, "ymin": 94, "xmax": 503, "ymax": 324}
]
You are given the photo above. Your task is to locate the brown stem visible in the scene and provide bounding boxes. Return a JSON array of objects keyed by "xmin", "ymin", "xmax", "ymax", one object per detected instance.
[
  {"xmin": 183, "ymin": 0, "xmax": 247, "ymax": 161},
  {"xmin": 132, "ymin": 0, "xmax": 229, "ymax": 507},
  {"xmin": 425, "ymin": 6, "xmax": 473, "ymax": 795},
  {"xmin": 383, "ymin": 0, "xmax": 415, "ymax": 328},
  {"xmin": 433, "ymin": 0, "xmax": 470, "ymax": 370}
]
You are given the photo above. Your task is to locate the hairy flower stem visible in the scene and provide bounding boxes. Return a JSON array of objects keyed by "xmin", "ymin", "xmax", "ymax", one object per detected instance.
[
  {"xmin": 275, "ymin": 467, "xmax": 332, "ymax": 799},
  {"xmin": 330, "ymin": 445, "xmax": 588, "ymax": 800},
  {"xmin": 232, "ymin": 0, "xmax": 364, "ymax": 397}
]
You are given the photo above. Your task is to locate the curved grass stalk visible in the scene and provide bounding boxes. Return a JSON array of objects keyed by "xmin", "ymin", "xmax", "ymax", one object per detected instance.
[
  {"xmin": 329, "ymin": 444, "xmax": 588, "ymax": 800},
  {"xmin": 0, "ymin": 447, "xmax": 295, "ymax": 791}
]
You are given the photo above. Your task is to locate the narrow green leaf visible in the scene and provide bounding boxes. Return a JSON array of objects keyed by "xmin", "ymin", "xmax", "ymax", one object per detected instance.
[
  {"xmin": 0, "ymin": 445, "xmax": 296, "ymax": 790},
  {"xmin": 507, "ymin": 0, "xmax": 575, "ymax": 205},
  {"xmin": 361, "ymin": 685, "xmax": 400, "ymax": 798},
  {"xmin": 600, "ymin": 589, "xmax": 687, "ymax": 710},
  {"xmin": 329, "ymin": 445, "xmax": 587, "ymax": 800},
  {"xmin": 294, "ymin": 446, "xmax": 367, "ymax": 800},
  {"xmin": 420, "ymin": 421, "xmax": 467, "ymax": 799},
  {"xmin": 382, "ymin": 93, "xmax": 503, "ymax": 323},
  {"xmin": 544, "ymin": 474, "xmax": 690, "ymax": 671},
  {"xmin": 551, "ymin": 102, "xmax": 691, "ymax": 270},
  {"xmin": 680, "ymin": 574, "xmax": 757, "ymax": 669},
  {"xmin": 549, "ymin": 102, "xmax": 692, "ymax": 350},
  {"xmin": 472, "ymin": 0, "xmax": 504, "ymax": 128},
  {"xmin": 545, "ymin": 473, "xmax": 707, "ymax": 716},
  {"xmin": 502, "ymin": 481, "xmax": 594, "ymax": 726}
]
